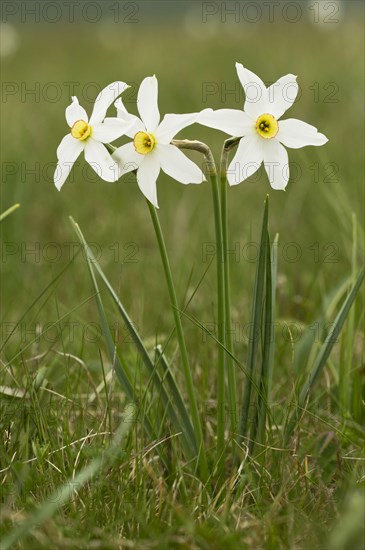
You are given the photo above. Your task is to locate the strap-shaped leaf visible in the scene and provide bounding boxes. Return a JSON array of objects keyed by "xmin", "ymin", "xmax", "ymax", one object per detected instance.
[{"xmin": 239, "ymin": 197, "xmax": 269, "ymax": 438}]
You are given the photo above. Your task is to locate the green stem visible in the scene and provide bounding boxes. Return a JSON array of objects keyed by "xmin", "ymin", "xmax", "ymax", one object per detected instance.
[
  {"xmin": 209, "ymin": 169, "xmax": 226, "ymax": 469},
  {"xmin": 147, "ymin": 200, "xmax": 208, "ymax": 480},
  {"xmin": 220, "ymin": 138, "xmax": 240, "ymax": 435}
]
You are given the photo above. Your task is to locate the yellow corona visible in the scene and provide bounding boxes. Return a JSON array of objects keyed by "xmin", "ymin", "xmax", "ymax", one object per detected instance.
[
  {"xmin": 255, "ymin": 114, "xmax": 279, "ymax": 139},
  {"xmin": 133, "ymin": 131, "xmax": 156, "ymax": 154},
  {"xmin": 71, "ymin": 120, "xmax": 92, "ymax": 141}
]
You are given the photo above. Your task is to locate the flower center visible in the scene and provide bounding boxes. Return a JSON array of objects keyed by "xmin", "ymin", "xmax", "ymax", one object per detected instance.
[
  {"xmin": 133, "ymin": 131, "xmax": 156, "ymax": 155},
  {"xmin": 255, "ymin": 114, "xmax": 279, "ymax": 139},
  {"xmin": 71, "ymin": 120, "xmax": 92, "ymax": 141}
]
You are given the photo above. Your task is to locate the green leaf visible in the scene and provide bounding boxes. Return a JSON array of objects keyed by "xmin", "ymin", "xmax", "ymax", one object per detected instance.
[
  {"xmin": 255, "ymin": 232, "xmax": 279, "ymax": 450},
  {"xmin": 69, "ymin": 218, "xmax": 202, "ymax": 467},
  {"xmin": 239, "ymin": 196, "xmax": 269, "ymax": 439}
]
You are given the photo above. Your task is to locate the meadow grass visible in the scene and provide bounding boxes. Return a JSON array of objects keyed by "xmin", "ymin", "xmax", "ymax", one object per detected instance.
[{"xmin": 1, "ymin": 16, "xmax": 364, "ymax": 549}]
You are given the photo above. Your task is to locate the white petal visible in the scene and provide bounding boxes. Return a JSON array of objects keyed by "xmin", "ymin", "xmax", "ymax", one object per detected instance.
[
  {"xmin": 267, "ymin": 74, "xmax": 298, "ymax": 119},
  {"xmin": 115, "ymin": 98, "xmax": 144, "ymax": 137},
  {"xmin": 157, "ymin": 144, "xmax": 205, "ymax": 184},
  {"xmin": 57, "ymin": 133, "xmax": 77, "ymax": 160},
  {"xmin": 156, "ymin": 113, "xmax": 199, "ymax": 144},
  {"xmin": 89, "ymin": 81, "xmax": 129, "ymax": 125},
  {"xmin": 236, "ymin": 63, "xmax": 267, "ymax": 118},
  {"xmin": 197, "ymin": 108, "xmax": 255, "ymax": 137},
  {"xmin": 91, "ymin": 118, "xmax": 134, "ymax": 143},
  {"xmin": 136, "ymin": 154, "xmax": 160, "ymax": 208},
  {"xmin": 137, "ymin": 76, "xmax": 160, "ymax": 132},
  {"xmin": 112, "ymin": 142, "xmax": 143, "ymax": 175},
  {"xmin": 114, "ymin": 95, "xmax": 130, "ymax": 116},
  {"xmin": 84, "ymin": 139, "xmax": 119, "ymax": 182},
  {"xmin": 54, "ymin": 162, "xmax": 73, "ymax": 191},
  {"xmin": 277, "ymin": 119, "xmax": 329, "ymax": 149},
  {"xmin": 263, "ymin": 140, "xmax": 289, "ymax": 190},
  {"xmin": 227, "ymin": 135, "xmax": 263, "ymax": 186},
  {"xmin": 54, "ymin": 136, "xmax": 83, "ymax": 190},
  {"xmin": 65, "ymin": 97, "xmax": 88, "ymax": 127}
]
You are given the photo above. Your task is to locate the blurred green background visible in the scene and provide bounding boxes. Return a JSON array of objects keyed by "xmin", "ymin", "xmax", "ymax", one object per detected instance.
[
  {"xmin": 1, "ymin": 3, "xmax": 364, "ymax": 547},
  {"xmin": 1, "ymin": 0, "xmax": 364, "ymax": 361}
]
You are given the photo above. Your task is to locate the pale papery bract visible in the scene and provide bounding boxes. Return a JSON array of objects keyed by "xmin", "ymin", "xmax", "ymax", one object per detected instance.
[
  {"xmin": 198, "ymin": 63, "xmax": 329, "ymax": 190},
  {"xmin": 112, "ymin": 75, "xmax": 206, "ymax": 208},
  {"xmin": 54, "ymin": 81, "xmax": 133, "ymax": 191}
]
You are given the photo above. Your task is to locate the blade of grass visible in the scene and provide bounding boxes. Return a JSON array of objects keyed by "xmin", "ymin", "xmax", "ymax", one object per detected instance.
[
  {"xmin": 0, "ymin": 203, "xmax": 20, "ymax": 223},
  {"xmin": 267, "ymin": 233, "xmax": 279, "ymax": 397},
  {"xmin": 339, "ymin": 213, "xmax": 357, "ymax": 417},
  {"xmin": 1, "ymin": 404, "xmax": 136, "ymax": 550},
  {"xmin": 239, "ymin": 196, "xmax": 269, "ymax": 440},
  {"xmin": 253, "ymin": 232, "xmax": 279, "ymax": 453},
  {"xmin": 284, "ymin": 264, "xmax": 365, "ymax": 445}
]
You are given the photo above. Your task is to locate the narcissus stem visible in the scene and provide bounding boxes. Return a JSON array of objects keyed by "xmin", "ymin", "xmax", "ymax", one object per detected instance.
[{"xmin": 220, "ymin": 137, "xmax": 240, "ymax": 436}]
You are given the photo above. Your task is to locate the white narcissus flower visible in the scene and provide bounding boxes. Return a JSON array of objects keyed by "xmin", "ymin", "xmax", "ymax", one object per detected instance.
[
  {"xmin": 112, "ymin": 76, "xmax": 206, "ymax": 208},
  {"xmin": 54, "ymin": 82, "xmax": 133, "ymax": 190},
  {"xmin": 198, "ymin": 63, "xmax": 329, "ymax": 190}
]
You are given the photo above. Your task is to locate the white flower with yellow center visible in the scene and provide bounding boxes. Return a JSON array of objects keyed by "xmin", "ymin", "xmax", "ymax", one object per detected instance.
[
  {"xmin": 112, "ymin": 76, "xmax": 205, "ymax": 208},
  {"xmin": 54, "ymin": 81, "xmax": 133, "ymax": 190},
  {"xmin": 198, "ymin": 63, "xmax": 328, "ymax": 189}
]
